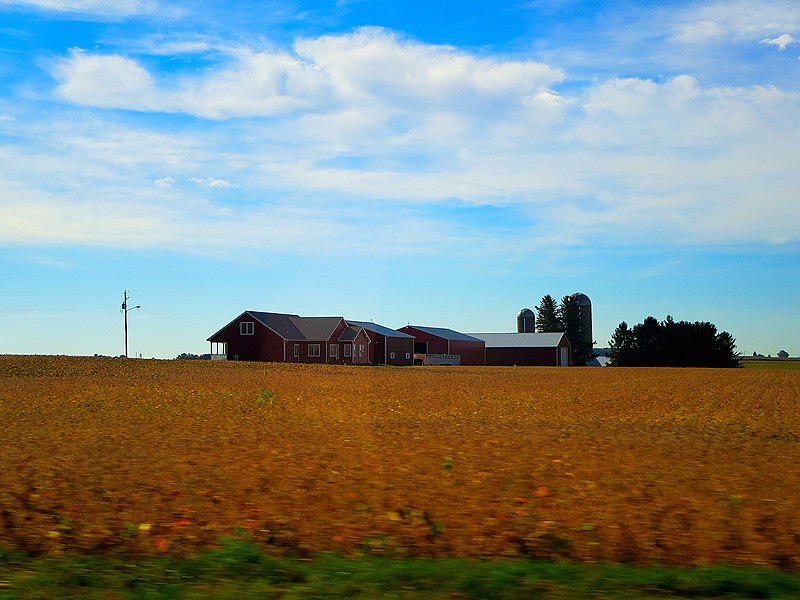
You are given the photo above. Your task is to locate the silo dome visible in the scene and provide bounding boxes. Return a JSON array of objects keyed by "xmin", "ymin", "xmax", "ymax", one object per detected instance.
[
  {"xmin": 570, "ymin": 292, "xmax": 591, "ymax": 307},
  {"xmin": 517, "ymin": 308, "xmax": 536, "ymax": 333}
]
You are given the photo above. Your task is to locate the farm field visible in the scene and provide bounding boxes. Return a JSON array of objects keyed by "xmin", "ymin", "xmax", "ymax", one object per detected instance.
[
  {"xmin": 741, "ymin": 358, "xmax": 800, "ymax": 370},
  {"xmin": 1, "ymin": 355, "xmax": 799, "ymax": 574}
]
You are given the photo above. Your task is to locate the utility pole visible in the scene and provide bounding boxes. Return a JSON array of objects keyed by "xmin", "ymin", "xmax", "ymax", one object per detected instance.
[{"xmin": 121, "ymin": 290, "xmax": 141, "ymax": 358}]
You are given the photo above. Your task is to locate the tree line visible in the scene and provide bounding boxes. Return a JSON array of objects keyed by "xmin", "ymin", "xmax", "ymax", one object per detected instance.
[
  {"xmin": 608, "ymin": 316, "xmax": 740, "ymax": 368},
  {"xmin": 535, "ymin": 294, "xmax": 594, "ymax": 365}
]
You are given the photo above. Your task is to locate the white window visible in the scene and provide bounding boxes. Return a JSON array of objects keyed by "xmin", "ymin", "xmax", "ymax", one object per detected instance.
[
  {"xmin": 344, "ymin": 344, "xmax": 351, "ymax": 357},
  {"xmin": 293, "ymin": 344, "xmax": 300, "ymax": 357},
  {"xmin": 390, "ymin": 352, "xmax": 396, "ymax": 359},
  {"xmin": 330, "ymin": 344, "xmax": 339, "ymax": 359},
  {"xmin": 359, "ymin": 344, "xmax": 365, "ymax": 353},
  {"xmin": 308, "ymin": 344, "xmax": 321, "ymax": 357},
  {"xmin": 405, "ymin": 352, "xmax": 411, "ymax": 359},
  {"xmin": 240, "ymin": 321, "xmax": 254, "ymax": 335}
]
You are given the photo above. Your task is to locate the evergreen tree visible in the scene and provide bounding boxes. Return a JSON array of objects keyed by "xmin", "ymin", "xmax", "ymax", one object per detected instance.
[
  {"xmin": 535, "ymin": 295, "xmax": 562, "ymax": 333},
  {"xmin": 608, "ymin": 316, "xmax": 741, "ymax": 368},
  {"xmin": 608, "ymin": 321, "xmax": 634, "ymax": 366}
]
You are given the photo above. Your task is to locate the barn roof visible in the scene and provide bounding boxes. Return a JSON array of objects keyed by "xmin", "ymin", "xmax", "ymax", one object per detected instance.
[
  {"xmin": 338, "ymin": 325, "xmax": 361, "ymax": 342},
  {"xmin": 407, "ymin": 326, "xmax": 483, "ymax": 343},
  {"xmin": 247, "ymin": 311, "xmax": 305, "ymax": 339},
  {"xmin": 348, "ymin": 321, "xmax": 414, "ymax": 338},
  {"xmin": 291, "ymin": 316, "xmax": 344, "ymax": 341},
  {"xmin": 209, "ymin": 311, "xmax": 406, "ymax": 343},
  {"xmin": 206, "ymin": 311, "xmax": 344, "ymax": 342},
  {"xmin": 469, "ymin": 332, "xmax": 568, "ymax": 348}
]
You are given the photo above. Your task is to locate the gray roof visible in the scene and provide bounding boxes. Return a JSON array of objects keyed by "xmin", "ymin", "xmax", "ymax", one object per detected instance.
[
  {"xmin": 407, "ymin": 326, "xmax": 483, "ymax": 343},
  {"xmin": 291, "ymin": 316, "xmax": 344, "ymax": 340},
  {"xmin": 247, "ymin": 311, "xmax": 305, "ymax": 339},
  {"xmin": 209, "ymin": 311, "xmax": 404, "ymax": 343},
  {"xmin": 213, "ymin": 311, "xmax": 344, "ymax": 341},
  {"xmin": 348, "ymin": 320, "xmax": 414, "ymax": 338},
  {"xmin": 469, "ymin": 332, "xmax": 567, "ymax": 348},
  {"xmin": 338, "ymin": 325, "xmax": 361, "ymax": 342}
]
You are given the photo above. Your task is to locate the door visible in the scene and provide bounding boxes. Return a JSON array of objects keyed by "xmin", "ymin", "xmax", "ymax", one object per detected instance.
[{"xmin": 559, "ymin": 347, "xmax": 569, "ymax": 367}]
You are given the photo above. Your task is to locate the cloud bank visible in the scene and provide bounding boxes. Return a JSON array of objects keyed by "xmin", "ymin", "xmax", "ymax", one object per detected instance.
[
  {"xmin": 2, "ymin": 7, "xmax": 799, "ymax": 257},
  {"xmin": 53, "ymin": 28, "xmax": 564, "ymax": 119}
]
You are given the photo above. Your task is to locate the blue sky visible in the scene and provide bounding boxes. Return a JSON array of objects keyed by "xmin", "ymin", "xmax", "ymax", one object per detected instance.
[{"xmin": 1, "ymin": 0, "xmax": 798, "ymax": 359}]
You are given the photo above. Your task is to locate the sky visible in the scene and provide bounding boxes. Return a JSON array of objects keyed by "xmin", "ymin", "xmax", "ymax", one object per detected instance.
[{"xmin": 1, "ymin": 0, "xmax": 798, "ymax": 359}]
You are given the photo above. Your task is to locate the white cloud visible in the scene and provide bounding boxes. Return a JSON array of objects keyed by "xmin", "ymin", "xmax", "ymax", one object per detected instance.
[
  {"xmin": 294, "ymin": 27, "xmax": 562, "ymax": 110},
  {"xmin": 190, "ymin": 177, "xmax": 236, "ymax": 189},
  {"xmin": 50, "ymin": 27, "xmax": 563, "ymax": 119},
  {"xmin": 154, "ymin": 176, "xmax": 174, "ymax": 188},
  {"xmin": 761, "ymin": 34, "xmax": 797, "ymax": 51},
  {"xmin": 54, "ymin": 49, "xmax": 159, "ymax": 109},
  {"xmin": 0, "ymin": 114, "xmax": 15, "ymax": 121}
]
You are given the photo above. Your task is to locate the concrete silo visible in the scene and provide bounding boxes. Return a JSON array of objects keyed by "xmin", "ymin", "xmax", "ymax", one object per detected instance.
[
  {"xmin": 517, "ymin": 308, "xmax": 536, "ymax": 333},
  {"xmin": 569, "ymin": 292, "xmax": 593, "ymax": 349}
]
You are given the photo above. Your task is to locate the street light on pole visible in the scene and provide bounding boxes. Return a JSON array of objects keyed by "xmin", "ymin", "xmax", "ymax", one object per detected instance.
[{"xmin": 121, "ymin": 290, "xmax": 141, "ymax": 358}]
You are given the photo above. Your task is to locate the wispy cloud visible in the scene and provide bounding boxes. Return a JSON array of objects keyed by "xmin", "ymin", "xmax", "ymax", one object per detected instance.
[
  {"xmin": 761, "ymin": 34, "xmax": 797, "ymax": 51},
  {"xmin": 190, "ymin": 177, "xmax": 236, "ymax": 189},
  {"xmin": 0, "ymin": 0, "xmax": 163, "ymax": 17},
  {"xmin": 154, "ymin": 176, "xmax": 174, "ymax": 188},
  {"xmin": 671, "ymin": 0, "xmax": 800, "ymax": 44}
]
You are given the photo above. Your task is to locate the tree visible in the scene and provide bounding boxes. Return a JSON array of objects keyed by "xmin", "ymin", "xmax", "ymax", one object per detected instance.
[
  {"xmin": 535, "ymin": 295, "xmax": 562, "ymax": 333},
  {"xmin": 608, "ymin": 316, "xmax": 741, "ymax": 368},
  {"xmin": 608, "ymin": 321, "xmax": 634, "ymax": 366}
]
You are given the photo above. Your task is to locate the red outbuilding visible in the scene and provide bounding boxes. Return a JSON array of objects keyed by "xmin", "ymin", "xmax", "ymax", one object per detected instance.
[
  {"xmin": 469, "ymin": 332, "xmax": 572, "ymax": 366},
  {"xmin": 397, "ymin": 325, "xmax": 486, "ymax": 366}
]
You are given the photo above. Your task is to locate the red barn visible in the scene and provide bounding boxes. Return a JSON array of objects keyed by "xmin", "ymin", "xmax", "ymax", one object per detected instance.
[
  {"xmin": 207, "ymin": 311, "xmax": 413, "ymax": 365},
  {"xmin": 398, "ymin": 325, "xmax": 486, "ymax": 366},
  {"xmin": 470, "ymin": 332, "xmax": 572, "ymax": 366}
]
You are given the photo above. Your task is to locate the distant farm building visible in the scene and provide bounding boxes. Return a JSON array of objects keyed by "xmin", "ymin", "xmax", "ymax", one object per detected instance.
[
  {"xmin": 206, "ymin": 293, "xmax": 592, "ymax": 367},
  {"xmin": 207, "ymin": 311, "xmax": 414, "ymax": 365},
  {"xmin": 470, "ymin": 332, "xmax": 572, "ymax": 366},
  {"xmin": 397, "ymin": 325, "xmax": 486, "ymax": 366}
]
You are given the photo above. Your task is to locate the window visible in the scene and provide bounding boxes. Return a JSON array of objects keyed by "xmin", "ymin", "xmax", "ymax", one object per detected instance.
[
  {"xmin": 359, "ymin": 344, "xmax": 365, "ymax": 353},
  {"xmin": 405, "ymin": 352, "xmax": 411, "ymax": 360},
  {"xmin": 240, "ymin": 321, "xmax": 254, "ymax": 335},
  {"xmin": 344, "ymin": 344, "xmax": 351, "ymax": 357},
  {"xmin": 390, "ymin": 352, "xmax": 396, "ymax": 359},
  {"xmin": 293, "ymin": 344, "xmax": 300, "ymax": 357},
  {"xmin": 308, "ymin": 344, "xmax": 320, "ymax": 357},
  {"xmin": 330, "ymin": 344, "xmax": 339, "ymax": 359}
]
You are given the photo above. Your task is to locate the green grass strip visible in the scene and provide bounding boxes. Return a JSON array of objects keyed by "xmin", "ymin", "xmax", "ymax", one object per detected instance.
[{"xmin": 2, "ymin": 540, "xmax": 800, "ymax": 599}]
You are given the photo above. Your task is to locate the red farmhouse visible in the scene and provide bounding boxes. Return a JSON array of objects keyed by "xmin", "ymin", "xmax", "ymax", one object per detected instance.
[
  {"xmin": 397, "ymin": 325, "xmax": 486, "ymax": 366},
  {"xmin": 208, "ymin": 311, "xmax": 414, "ymax": 365}
]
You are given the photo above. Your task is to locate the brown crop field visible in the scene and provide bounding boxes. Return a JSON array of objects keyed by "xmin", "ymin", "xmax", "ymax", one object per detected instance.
[{"xmin": 1, "ymin": 355, "xmax": 799, "ymax": 570}]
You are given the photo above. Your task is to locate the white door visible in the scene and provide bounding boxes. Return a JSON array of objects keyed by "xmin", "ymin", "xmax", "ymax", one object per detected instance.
[{"xmin": 559, "ymin": 347, "xmax": 569, "ymax": 367}]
